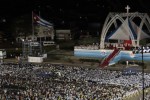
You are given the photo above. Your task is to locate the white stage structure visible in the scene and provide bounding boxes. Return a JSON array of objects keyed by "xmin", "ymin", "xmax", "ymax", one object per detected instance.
[{"xmin": 100, "ymin": 5, "xmax": 150, "ymax": 49}]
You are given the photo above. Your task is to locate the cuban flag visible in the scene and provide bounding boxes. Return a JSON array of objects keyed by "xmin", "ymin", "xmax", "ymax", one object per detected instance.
[{"xmin": 33, "ymin": 12, "xmax": 53, "ymax": 28}]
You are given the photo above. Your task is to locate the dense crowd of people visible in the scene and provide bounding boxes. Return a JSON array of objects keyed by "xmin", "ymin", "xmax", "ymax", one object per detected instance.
[{"xmin": 0, "ymin": 63, "xmax": 150, "ymax": 99}]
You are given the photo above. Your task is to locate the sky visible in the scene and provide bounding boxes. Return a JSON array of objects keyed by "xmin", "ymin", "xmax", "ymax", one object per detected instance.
[{"xmin": 0, "ymin": 0, "xmax": 150, "ymax": 29}]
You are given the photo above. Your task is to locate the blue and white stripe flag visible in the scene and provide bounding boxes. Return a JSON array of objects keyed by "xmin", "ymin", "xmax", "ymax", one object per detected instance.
[{"xmin": 33, "ymin": 13, "xmax": 53, "ymax": 28}]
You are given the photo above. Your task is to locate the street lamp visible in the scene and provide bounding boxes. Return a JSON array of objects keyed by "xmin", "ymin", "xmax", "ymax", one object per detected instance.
[{"xmin": 141, "ymin": 45, "xmax": 144, "ymax": 100}]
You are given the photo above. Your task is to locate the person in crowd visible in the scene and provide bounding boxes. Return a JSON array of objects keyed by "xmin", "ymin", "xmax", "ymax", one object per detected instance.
[{"xmin": 0, "ymin": 63, "xmax": 150, "ymax": 99}]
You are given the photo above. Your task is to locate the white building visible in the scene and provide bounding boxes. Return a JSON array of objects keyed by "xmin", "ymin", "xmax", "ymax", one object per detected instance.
[{"xmin": 55, "ymin": 29, "xmax": 71, "ymax": 40}]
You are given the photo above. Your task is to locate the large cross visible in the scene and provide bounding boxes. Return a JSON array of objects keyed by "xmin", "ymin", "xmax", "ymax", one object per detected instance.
[{"xmin": 125, "ymin": 5, "xmax": 130, "ymax": 14}]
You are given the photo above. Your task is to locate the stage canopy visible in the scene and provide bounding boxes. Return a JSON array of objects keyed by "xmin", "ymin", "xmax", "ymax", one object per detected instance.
[{"xmin": 108, "ymin": 18, "xmax": 150, "ymax": 40}]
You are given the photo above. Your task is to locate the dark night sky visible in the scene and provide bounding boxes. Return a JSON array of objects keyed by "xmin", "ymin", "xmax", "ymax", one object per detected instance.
[{"xmin": 0, "ymin": 0, "xmax": 150, "ymax": 29}]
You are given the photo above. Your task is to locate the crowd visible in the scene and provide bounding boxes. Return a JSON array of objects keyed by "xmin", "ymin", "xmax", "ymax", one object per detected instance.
[
  {"xmin": 0, "ymin": 63, "xmax": 150, "ymax": 99},
  {"xmin": 74, "ymin": 43, "xmax": 131, "ymax": 50}
]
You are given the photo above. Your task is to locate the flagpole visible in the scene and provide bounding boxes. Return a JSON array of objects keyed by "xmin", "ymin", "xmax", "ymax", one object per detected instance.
[
  {"xmin": 30, "ymin": 11, "xmax": 35, "ymax": 56},
  {"xmin": 32, "ymin": 11, "xmax": 35, "ymax": 41},
  {"xmin": 38, "ymin": 6, "xmax": 43, "ymax": 55}
]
